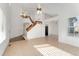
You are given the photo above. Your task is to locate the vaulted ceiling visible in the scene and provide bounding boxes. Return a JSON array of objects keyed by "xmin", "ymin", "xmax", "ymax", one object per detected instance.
[{"xmin": 10, "ymin": 3, "xmax": 79, "ymax": 22}]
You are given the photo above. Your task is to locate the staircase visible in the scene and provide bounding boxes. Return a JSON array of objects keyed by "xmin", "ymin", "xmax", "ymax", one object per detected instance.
[
  {"xmin": 26, "ymin": 21, "xmax": 42, "ymax": 32},
  {"xmin": 20, "ymin": 15, "xmax": 42, "ymax": 32}
]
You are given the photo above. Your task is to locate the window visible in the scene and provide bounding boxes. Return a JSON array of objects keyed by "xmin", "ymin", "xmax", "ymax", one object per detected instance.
[{"xmin": 0, "ymin": 8, "xmax": 6, "ymax": 43}]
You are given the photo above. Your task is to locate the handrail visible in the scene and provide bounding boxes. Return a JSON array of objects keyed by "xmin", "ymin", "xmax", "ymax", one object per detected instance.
[
  {"xmin": 20, "ymin": 15, "xmax": 34, "ymax": 23},
  {"xmin": 26, "ymin": 21, "xmax": 42, "ymax": 32},
  {"xmin": 20, "ymin": 15, "xmax": 42, "ymax": 31}
]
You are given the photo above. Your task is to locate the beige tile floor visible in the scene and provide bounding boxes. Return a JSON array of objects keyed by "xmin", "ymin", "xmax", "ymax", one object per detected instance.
[{"xmin": 3, "ymin": 36, "xmax": 79, "ymax": 56}]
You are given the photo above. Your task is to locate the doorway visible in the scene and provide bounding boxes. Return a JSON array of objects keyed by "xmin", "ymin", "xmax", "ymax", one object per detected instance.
[{"xmin": 45, "ymin": 25, "xmax": 48, "ymax": 36}]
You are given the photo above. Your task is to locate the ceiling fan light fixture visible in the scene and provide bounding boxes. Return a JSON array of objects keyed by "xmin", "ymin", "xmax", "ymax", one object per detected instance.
[
  {"xmin": 37, "ymin": 10, "xmax": 42, "ymax": 15},
  {"xmin": 37, "ymin": 8, "xmax": 42, "ymax": 11},
  {"xmin": 36, "ymin": 4, "xmax": 42, "ymax": 15}
]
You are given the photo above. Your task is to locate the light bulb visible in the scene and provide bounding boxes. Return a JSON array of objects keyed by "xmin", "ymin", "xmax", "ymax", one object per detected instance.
[{"xmin": 37, "ymin": 10, "xmax": 42, "ymax": 14}]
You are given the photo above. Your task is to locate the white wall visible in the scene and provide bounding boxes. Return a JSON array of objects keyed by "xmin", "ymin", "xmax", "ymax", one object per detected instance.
[
  {"xmin": 26, "ymin": 24, "xmax": 45, "ymax": 39},
  {"xmin": 58, "ymin": 4, "xmax": 79, "ymax": 47},
  {"xmin": 48, "ymin": 21, "xmax": 58, "ymax": 36},
  {"xmin": 10, "ymin": 4, "xmax": 24, "ymax": 38},
  {"xmin": 0, "ymin": 3, "xmax": 10, "ymax": 55},
  {"xmin": 25, "ymin": 21, "xmax": 58, "ymax": 39}
]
